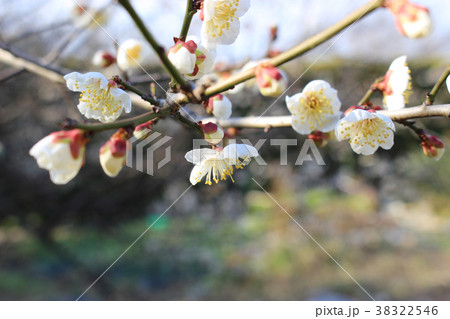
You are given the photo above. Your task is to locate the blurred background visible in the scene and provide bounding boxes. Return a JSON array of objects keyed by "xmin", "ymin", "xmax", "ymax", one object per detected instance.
[{"xmin": 0, "ymin": 0, "xmax": 449, "ymax": 300}]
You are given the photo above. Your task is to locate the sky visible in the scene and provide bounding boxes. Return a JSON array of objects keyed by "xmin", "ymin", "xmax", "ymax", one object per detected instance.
[{"xmin": 0, "ymin": 0, "xmax": 449, "ymax": 65}]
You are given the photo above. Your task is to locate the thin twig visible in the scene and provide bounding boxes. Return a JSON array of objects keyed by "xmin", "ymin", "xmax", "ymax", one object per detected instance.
[
  {"xmin": 179, "ymin": 0, "xmax": 197, "ymax": 40},
  {"xmin": 426, "ymin": 67, "xmax": 450, "ymax": 105},
  {"xmin": 358, "ymin": 76, "xmax": 385, "ymax": 105},
  {"xmin": 62, "ymin": 106, "xmax": 172, "ymax": 132},
  {"xmin": 199, "ymin": 104, "xmax": 450, "ymax": 129}
]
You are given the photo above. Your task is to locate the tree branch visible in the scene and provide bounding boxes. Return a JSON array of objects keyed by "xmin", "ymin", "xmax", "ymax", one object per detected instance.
[
  {"xmin": 199, "ymin": 104, "xmax": 450, "ymax": 129},
  {"xmin": 0, "ymin": 42, "xmax": 152, "ymax": 109}
]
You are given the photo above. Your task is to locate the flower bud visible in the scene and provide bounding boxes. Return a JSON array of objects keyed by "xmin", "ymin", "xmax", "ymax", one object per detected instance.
[
  {"xmin": 29, "ymin": 129, "xmax": 88, "ymax": 185},
  {"xmin": 255, "ymin": 64, "xmax": 288, "ymax": 97},
  {"xmin": 92, "ymin": 50, "xmax": 116, "ymax": 68},
  {"xmin": 168, "ymin": 40, "xmax": 197, "ymax": 75},
  {"xmin": 206, "ymin": 94, "xmax": 232, "ymax": 120},
  {"xmin": 422, "ymin": 135, "xmax": 445, "ymax": 161},
  {"xmin": 201, "ymin": 122, "xmax": 224, "ymax": 145},
  {"xmin": 185, "ymin": 43, "xmax": 216, "ymax": 80},
  {"xmin": 99, "ymin": 129, "xmax": 129, "ymax": 177},
  {"xmin": 308, "ymin": 131, "xmax": 329, "ymax": 148},
  {"xmin": 385, "ymin": 0, "xmax": 432, "ymax": 39},
  {"xmin": 133, "ymin": 121, "xmax": 153, "ymax": 140}
]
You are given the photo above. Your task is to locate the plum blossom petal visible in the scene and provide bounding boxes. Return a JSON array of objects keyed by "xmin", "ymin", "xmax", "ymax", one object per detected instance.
[
  {"xmin": 185, "ymin": 144, "xmax": 259, "ymax": 185},
  {"xmin": 286, "ymin": 80, "xmax": 342, "ymax": 135},
  {"xmin": 335, "ymin": 109, "xmax": 396, "ymax": 155},
  {"xmin": 64, "ymin": 72, "xmax": 131, "ymax": 123}
]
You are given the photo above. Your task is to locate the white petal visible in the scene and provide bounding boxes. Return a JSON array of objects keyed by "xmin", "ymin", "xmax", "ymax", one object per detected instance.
[
  {"xmin": 110, "ymin": 87, "xmax": 132, "ymax": 113},
  {"xmin": 221, "ymin": 144, "xmax": 258, "ymax": 160},
  {"xmin": 379, "ymin": 129, "xmax": 395, "ymax": 150},
  {"xmin": 185, "ymin": 148, "xmax": 218, "ymax": 164},
  {"xmin": 384, "ymin": 94, "xmax": 405, "ymax": 111},
  {"xmin": 303, "ymin": 79, "xmax": 331, "ymax": 93},
  {"xmin": 343, "ymin": 109, "xmax": 375, "ymax": 123},
  {"xmin": 335, "ymin": 119, "xmax": 354, "ymax": 141},
  {"xmin": 389, "ymin": 56, "xmax": 407, "ymax": 71},
  {"xmin": 317, "ymin": 114, "xmax": 342, "ymax": 132},
  {"xmin": 168, "ymin": 46, "xmax": 196, "ymax": 74},
  {"xmin": 291, "ymin": 117, "xmax": 314, "ymax": 135},
  {"xmin": 49, "ymin": 168, "xmax": 79, "ymax": 185},
  {"xmin": 217, "ymin": 19, "xmax": 241, "ymax": 45},
  {"xmin": 212, "ymin": 96, "xmax": 232, "ymax": 120},
  {"xmin": 446, "ymin": 75, "xmax": 450, "ymax": 93},
  {"xmin": 351, "ymin": 141, "xmax": 378, "ymax": 155},
  {"xmin": 189, "ymin": 163, "xmax": 208, "ymax": 185},
  {"xmin": 285, "ymin": 94, "xmax": 301, "ymax": 114},
  {"xmin": 374, "ymin": 113, "xmax": 396, "ymax": 132},
  {"xmin": 203, "ymin": 0, "xmax": 217, "ymax": 21},
  {"xmin": 235, "ymin": 0, "xmax": 251, "ymax": 17}
]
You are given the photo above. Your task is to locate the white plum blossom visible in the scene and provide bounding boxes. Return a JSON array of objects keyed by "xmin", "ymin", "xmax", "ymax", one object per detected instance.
[
  {"xmin": 335, "ymin": 109, "xmax": 396, "ymax": 155},
  {"xmin": 201, "ymin": 0, "xmax": 251, "ymax": 49},
  {"xmin": 386, "ymin": 0, "xmax": 432, "ymax": 39},
  {"xmin": 378, "ymin": 55, "xmax": 411, "ymax": 110},
  {"xmin": 207, "ymin": 94, "xmax": 232, "ymax": 120},
  {"xmin": 29, "ymin": 129, "xmax": 88, "ymax": 185},
  {"xmin": 286, "ymin": 80, "xmax": 342, "ymax": 135},
  {"xmin": 64, "ymin": 72, "xmax": 132, "ymax": 123},
  {"xmin": 116, "ymin": 39, "xmax": 150, "ymax": 71},
  {"xmin": 168, "ymin": 40, "xmax": 197, "ymax": 75},
  {"xmin": 185, "ymin": 144, "xmax": 259, "ymax": 185}
]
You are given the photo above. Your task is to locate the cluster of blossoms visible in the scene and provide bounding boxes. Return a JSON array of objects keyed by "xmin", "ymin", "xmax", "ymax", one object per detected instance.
[
  {"xmin": 284, "ymin": 53, "xmax": 444, "ymax": 158},
  {"xmin": 29, "ymin": 0, "xmax": 445, "ymax": 187}
]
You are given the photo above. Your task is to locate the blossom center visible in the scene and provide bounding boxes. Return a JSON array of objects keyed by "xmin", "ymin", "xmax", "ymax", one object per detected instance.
[
  {"xmin": 207, "ymin": 0, "xmax": 239, "ymax": 37},
  {"xmin": 125, "ymin": 44, "xmax": 141, "ymax": 62},
  {"xmin": 292, "ymin": 89, "xmax": 334, "ymax": 130},
  {"xmin": 342, "ymin": 118, "xmax": 390, "ymax": 148},
  {"xmin": 195, "ymin": 154, "xmax": 250, "ymax": 185},
  {"xmin": 79, "ymin": 79, "xmax": 122, "ymax": 116}
]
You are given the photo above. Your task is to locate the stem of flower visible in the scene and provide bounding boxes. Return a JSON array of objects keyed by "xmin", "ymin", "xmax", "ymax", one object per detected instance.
[
  {"xmin": 117, "ymin": 0, "xmax": 191, "ymax": 91},
  {"xmin": 204, "ymin": 0, "xmax": 385, "ymax": 97},
  {"xmin": 426, "ymin": 66, "xmax": 450, "ymax": 105},
  {"xmin": 173, "ymin": 112, "xmax": 202, "ymax": 135},
  {"xmin": 179, "ymin": 0, "xmax": 197, "ymax": 40},
  {"xmin": 358, "ymin": 76, "xmax": 385, "ymax": 105},
  {"xmin": 113, "ymin": 76, "xmax": 158, "ymax": 105},
  {"xmin": 198, "ymin": 104, "xmax": 450, "ymax": 128},
  {"xmin": 61, "ymin": 107, "xmax": 172, "ymax": 132}
]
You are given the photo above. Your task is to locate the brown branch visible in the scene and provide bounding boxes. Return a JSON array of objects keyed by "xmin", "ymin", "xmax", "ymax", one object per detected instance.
[
  {"xmin": 0, "ymin": 42, "xmax": 151, "ymax": 109},
  {"xmin": 199, "ymin": 104, "xmax": 450, "ymax": 129}
]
